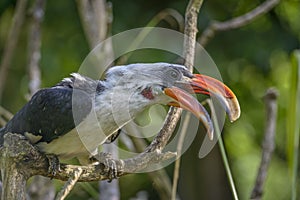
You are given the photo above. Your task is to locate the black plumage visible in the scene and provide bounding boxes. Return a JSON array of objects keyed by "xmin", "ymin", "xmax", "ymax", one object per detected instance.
[{"xmin": 0, "ymin": 74, "xmax": 105, "ymax": 144}]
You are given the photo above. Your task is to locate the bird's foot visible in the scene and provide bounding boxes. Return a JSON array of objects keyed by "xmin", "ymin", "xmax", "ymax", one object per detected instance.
[
  {"xmin": 46, "ymin": 154, "xmax": 61, "ymax": 177},
  {"xmin": 92, "ymin": 152, "xmax": 119, "ymax": 182}
]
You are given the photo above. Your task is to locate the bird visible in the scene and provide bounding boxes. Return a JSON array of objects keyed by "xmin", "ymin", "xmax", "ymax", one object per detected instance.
[{"xmin": 0, "ymin": 63, "xmax": 240, "ymax": 172}]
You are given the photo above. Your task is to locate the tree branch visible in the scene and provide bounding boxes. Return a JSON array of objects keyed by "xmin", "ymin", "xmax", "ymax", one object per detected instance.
[
  {"xmin": 55, "ymin": 168, "xmax": 83, "ymax": 200},
  {"xmin": 145, "ymin": 107, "xmax": 182, "ymax": 152},
  {"xmin": 27, "ymin": 0, "xmax": 46, "ymax": 96},
  {"xmin": 76, "ymin": 0, "xmax": 110, "ymax": 48},
  {"xmin": 171, "ymin": 1, "xmax": 204, "ymax": 199},
  {"xmin": 183, "ymin": 0, "xmax": 203, "ymax": 69},
  {"xmin": 250, "ymin": 88, "xmax": 279, "ymax": 199},
  {"xmin": 145, "ymin": 0, "xmax": 203, "ymax": 154},
  {"xmin": 0, "ymin": 133, "xmax": 176, "ymax": 182},
  {"xmin": 199, "ymin": 0, "xmax": 280, "ymax": 46},
  {"xmin": 0, "ymin": 106, "xmax": 13, "ymax": 127}
]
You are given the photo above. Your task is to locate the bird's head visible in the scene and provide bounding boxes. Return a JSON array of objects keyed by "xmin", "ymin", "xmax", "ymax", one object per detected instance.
[{"xmin": 103, "ymin": 63, "xmax": 240, "ymax": 140}]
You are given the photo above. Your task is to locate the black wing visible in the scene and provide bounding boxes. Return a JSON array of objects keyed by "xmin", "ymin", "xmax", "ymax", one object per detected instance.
[{"xmin": 1, "ymin": 87, "xmax": 92, "ymax": 143}]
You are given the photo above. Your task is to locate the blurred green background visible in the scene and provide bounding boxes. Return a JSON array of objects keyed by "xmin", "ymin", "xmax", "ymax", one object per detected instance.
[{"xmin": 0, "ymin": 0, "xmax": 299, "ymax": 199}]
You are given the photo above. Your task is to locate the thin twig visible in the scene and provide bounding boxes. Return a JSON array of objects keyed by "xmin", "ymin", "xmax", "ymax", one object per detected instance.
[
  {"xmin": 0, "ymin": 0, "xmax": 28, "ymax": 102},
  {"xmin": 250, "ymin": 88, "xmax": 279, "ymax": 200},
  {"xmin": 156, "ymin": 9, "xmax": 184, "ymax": 32},
  {"xmin": 0, "ymin": 106, "xmax": 13, "ymax": 127},
  {"xmin": 171, "ymin": 113, "xmax": 191, "ymax": 200},
  {"xmin": 116, "ymin": 8, "xmax": 184, "ymax": 65},
  {"xmin": 199, "ymin": 0, "xmax": 280, "ymax": 46},
  {"xmin": 0, "ymin": 106, "xmax": 13, "ymax": 122},
  {"xmin": 145, "ymin": 107, "xmax": 182, "ymax": 152},
  {"xmin": 55, "ymin": 168, "xmax": 83, "ymax": 200},
  {"xmin": 0, "ymin": 119, "xmax": 6, "ymax": 128}
]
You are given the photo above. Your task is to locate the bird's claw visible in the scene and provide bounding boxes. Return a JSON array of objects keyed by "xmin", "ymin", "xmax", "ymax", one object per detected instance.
[
  {"xmin": 46, "ymin": 154, "xmax": 61, "ymax": 177},
  {"xmin": 94, "ymin": 152, "xmax": 119, "ymax": 182}
]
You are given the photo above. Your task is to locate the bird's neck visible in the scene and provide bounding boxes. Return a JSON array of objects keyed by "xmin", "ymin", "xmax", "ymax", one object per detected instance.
[{"xmin": 93, "ymin": 85, "xmax": 151, "ymax": 136}]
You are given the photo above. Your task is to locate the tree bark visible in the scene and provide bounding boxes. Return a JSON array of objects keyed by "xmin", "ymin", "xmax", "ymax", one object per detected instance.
[
  {"xmin": 0, "ymin": 132, "xmax": 176, "ymax": 199},
  {"xmin": 1, "ymin": 160, "xmax": 27, "ymax": 200}
]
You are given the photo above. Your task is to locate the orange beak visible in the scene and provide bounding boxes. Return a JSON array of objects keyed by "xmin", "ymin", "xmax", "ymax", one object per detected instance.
[{"xmin": 164, "ymin": 74, "xmax": 240, "ymax": 140}]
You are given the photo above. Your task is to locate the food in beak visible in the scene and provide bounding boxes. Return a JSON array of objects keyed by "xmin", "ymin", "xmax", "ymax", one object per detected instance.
[{"xmin": 164, "ymin": 74, "xmax": 240, "ymax": 140}]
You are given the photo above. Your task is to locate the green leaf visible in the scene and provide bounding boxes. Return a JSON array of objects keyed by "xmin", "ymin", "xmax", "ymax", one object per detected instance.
[
  {"xmin": 206, "ymin": 99, "xmax": 239, "ymax": 200},
  {"xmin": 286, "ymin": 49, "xmax": 300, "ymax": 200}
]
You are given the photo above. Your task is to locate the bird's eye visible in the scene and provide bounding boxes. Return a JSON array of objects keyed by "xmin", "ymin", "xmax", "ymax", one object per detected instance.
[{"xmin": 168, "ymin": 69, "xmax": 180, "ymax": 80}]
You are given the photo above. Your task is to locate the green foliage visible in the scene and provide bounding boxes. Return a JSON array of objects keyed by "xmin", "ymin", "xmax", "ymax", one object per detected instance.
[{"xmin": 287, "ymin": 50, "xmax": 300, "ymax": 200}]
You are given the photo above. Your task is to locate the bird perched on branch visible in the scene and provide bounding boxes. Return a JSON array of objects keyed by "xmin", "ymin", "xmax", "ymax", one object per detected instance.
[{"xmin": 0, "ymin": 63, "xmax": 240, "ymax": 174}]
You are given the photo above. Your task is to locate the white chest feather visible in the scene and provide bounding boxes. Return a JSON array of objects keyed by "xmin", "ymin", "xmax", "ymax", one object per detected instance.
[{"xmin": 36, "ymin": 86, "xmax": 154, "ymax": 163}]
